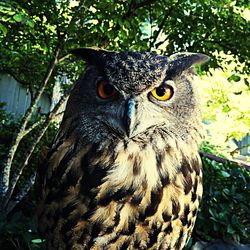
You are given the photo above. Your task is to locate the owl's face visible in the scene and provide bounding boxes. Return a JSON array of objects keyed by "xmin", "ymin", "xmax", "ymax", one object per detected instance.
[{"xmin": 64, "ymin": 49, "xmax": 208, "ymax": 145}]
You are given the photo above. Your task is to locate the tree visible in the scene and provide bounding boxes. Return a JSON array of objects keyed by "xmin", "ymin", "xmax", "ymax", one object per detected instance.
[
  {"xmin": 198, "ymin": 51, "xmax": 250, "ymax": 158},
  {"xmin": 0, "ymin": 0, "xmax": 249, "ymax": 222}
]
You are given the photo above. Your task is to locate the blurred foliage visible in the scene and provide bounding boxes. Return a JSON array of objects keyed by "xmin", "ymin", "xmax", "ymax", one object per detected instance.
[
  {"xmin": 0, "ymin": 0, "xmax": 250, "ymax": 249},
  {"xmin": 0, "ymin": 209, "xmax": 44, "ymax": 250},
  {"xmin": 0, "ymin": 102, "xmax": 58, "ymax": 194},
  {"xmin": 198, "ymin": 51, "xmax": 250, "ymax": 150},
  {"xmin": 0, "ymin": 0, "xmax": 249, "ymax": 95},
  {"xmin": 0, "ymin": 103, "xmax": 57, "ymax": 249},
  {"xmin": 192, "ymin": 142, "xmax": 250, "ymax": 245}
]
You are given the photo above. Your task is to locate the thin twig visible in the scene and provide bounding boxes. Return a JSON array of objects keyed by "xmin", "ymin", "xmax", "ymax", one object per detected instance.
[
  {"xmin": 23, "ymin": 119, "xmax": 45, "ymax": 136},
  {"xmin": 230, "ymin": 144, "xmax": 250, "ymax": 156}
]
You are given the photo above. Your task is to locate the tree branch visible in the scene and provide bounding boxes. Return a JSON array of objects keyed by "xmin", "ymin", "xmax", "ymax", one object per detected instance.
[
  {"xmin": 149, "ymin": 0, "xmax": 182, "ymax": 49},
  {"xmin": 200, "ymin": 151, "xmax": 250, "ymax": 170},
  {"xmin": 230, "ymin": 144, "xmax": 250, "ymax": 156},
  {"xmin": 58, "ymin": 53, "xmax": 71, "ymax": 64},
  {"xmin": 97, "ymin": 0, "xmax": 158, "ymax": 48},
  {"xmin": 125, "ymin": 0, "xmax": 157, "ymax": 18},
  {"xmin": 2, "ymin": 87, "xmax": 71, "ymax": 211},
  {"xmin": 149, "ymin": 11, "xmax": 171, "ymax": 49},
  {"xmin": 23, "ymin": 119, "xmax": 45, "ymax": 137},
  {"xmin": 204, "ymin": 39, "xmax": 248, "ymax": 64},
  {"xmin": 0, "ymin": 39, "xmax": 63, "ymax": 203},
  {"xmin": 6, "ymin": 171, "xmax": 36, "ymax": 214}
]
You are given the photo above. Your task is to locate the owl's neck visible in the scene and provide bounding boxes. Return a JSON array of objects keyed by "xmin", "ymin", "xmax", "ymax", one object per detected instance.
[{"xmin": 95, "ymin": 135, "xmax": 199, "ymax": 193}]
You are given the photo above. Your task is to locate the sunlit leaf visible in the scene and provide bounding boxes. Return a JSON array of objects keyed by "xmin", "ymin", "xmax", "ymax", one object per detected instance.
[{"xmin": 13, "ymin": 13, "xmax": 24, "ymax": 22}]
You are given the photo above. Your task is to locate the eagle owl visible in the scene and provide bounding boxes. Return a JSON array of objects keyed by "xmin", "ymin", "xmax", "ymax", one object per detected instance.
[{"xmin": 37, "ymin": 48, "xmax": 209, "ymax": 250}]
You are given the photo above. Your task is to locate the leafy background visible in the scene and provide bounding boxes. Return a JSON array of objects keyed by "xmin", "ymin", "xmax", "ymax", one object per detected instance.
[{"xmin": 0, "ymin": 0, "xmax": 249, "ymax": 249}]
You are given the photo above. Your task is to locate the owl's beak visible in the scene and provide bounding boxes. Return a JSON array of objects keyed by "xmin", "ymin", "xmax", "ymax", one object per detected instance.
[{"xmin": 123, "ymin": 97, "xmax": 137, "ymax": 138}]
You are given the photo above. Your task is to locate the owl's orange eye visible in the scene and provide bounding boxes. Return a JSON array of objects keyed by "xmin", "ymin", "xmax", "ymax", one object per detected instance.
[
  {"xmin": 150, "ymin": 84, "xmax": 174, "ymax": 101},
  {"xmin": 97, "ymin": 80, "xmax": 117, "ymax": 99}
]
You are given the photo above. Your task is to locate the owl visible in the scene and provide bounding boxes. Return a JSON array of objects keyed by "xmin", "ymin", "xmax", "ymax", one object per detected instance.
[{"xmin": 37, "ymin": 48, "xmax": 209, "ymax": 250}]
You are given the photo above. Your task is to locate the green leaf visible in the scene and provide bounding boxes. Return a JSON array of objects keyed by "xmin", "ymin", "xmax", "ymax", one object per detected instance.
[
  {"xmin": 227, "ymin": 225, "xmax": 235, "ymax": 234},
  {"xmin": 31, "ymin": 238, "xmax": 45, "ymax": 244},
  {"xmin": 222, "ymin": 104, "xmax": 230, "ymax": 113},
  {"xmin": 26, "ymin": 19, "xmax": 34, "ymax": 28},
  {"xmin": 228, "ymin": 74, "xmax": 241, "ymax": 82},
  {"xmin": 0, "ymin": 23, "xmax": 7, "ymax": 36},
  {"xmin": 13, "ymin": 13, "xmax": 24, "ymax": 22},
  {"xmin": 221, "ymin": 170, "xmax": 230, "ymax": 178}
]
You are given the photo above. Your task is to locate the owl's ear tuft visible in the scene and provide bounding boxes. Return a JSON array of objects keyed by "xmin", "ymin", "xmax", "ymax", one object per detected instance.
[
  {"xmin": 70, "ymin": 47, "xmax": 115, "ymax": 66},
  {"xmin": 168, "ymin": 52, "xmax": 210, "ymax": 76}
]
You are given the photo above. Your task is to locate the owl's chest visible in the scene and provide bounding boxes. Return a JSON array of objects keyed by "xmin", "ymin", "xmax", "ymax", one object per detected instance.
[
  {"xmin": 85, "ymin": 152, "xmax": 202, "ymax": 249},
  {"xmin": 40, "ymin": 140, "xmax": 202, "ymax": 249}
]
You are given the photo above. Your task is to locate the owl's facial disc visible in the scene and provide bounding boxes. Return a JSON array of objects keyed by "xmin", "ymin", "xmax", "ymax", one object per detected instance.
[{"xmin": 96, "ymin": 82, "xmax": 175, "ymax": 139}]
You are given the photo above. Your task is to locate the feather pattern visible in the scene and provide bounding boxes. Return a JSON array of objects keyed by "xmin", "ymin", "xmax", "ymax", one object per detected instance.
[{"xmin": 37, "ymin": 49, "xmax": 208, "ymax": 250}]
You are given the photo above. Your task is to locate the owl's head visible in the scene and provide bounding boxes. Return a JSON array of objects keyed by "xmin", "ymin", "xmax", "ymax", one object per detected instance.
[{"xmin": 64, "ymin": 48, "xmax": 208, "ymax": 145}]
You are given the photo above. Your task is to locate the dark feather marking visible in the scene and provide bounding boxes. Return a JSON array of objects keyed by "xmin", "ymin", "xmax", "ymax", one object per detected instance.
[
  {"xmin": 114, "ymin": 186, "xmax": 134, "ymax": 201},
  {"xmin": 47, "ymin": 139, "xmax": 80, "ymax": 189},
  {"xmin": 87, "ymin": 223, "xmax": 102, "ymax": 248},
  {"xmin": 65, "ymin": 167, "xmax": 82, "ymax": 186},
  {"xmin": 191, "ymin": 191, "xmax": 197, "ymax": 202},
  {"xmin": 198, "ymin": 195, "xmax": 202, "ymax": 202},
  {"xmin": 156, "ymin": 151, "xmax": 170, "ymax": 187},
  {"xmin": 184, "ymin": 174, "xmax": 193, "ymax": 194},
  {"xmin": 141, "ymin": 142, "xmax": 148, "ymax": 150},
  {"xmin": 180, "ymin": 204, "xmax": 190, "ymax": 226},
  {"xmin": 192, "ymin": 208, "xmax": 198, "ymax": 217},
  {"xmin": 164, "ymin": 223, "xmax": 173, "ymax": 234},
  {"xmin": 161, "ymin": 174, "xmax": 170, "ymax": 187},
  {"xmin": 46, "ymin": 138, "xmax": 64, "ymax": 159},
  {"xmin": 149, "ymin": 134, "xmax": 154, "ymax": 143},
  {"xmin": 128, "ymin": 154, "xmax": 134, "ymax": 161},
  {"xmin": 143, "ymin": 187, "xmax": 163, "ymax": 218},
  {"xmin": 61, "ymin": 216, "xmax": 79, "ymax": 237},
  {"xmin": 106, "ymin": 226, "xmax": 113, "ymax": 234},
  {"xmin": 174, "ymin": 229, "xmax": 184, "ymax": 249},
  {"xmin": 180, "ymin": 161, "xmax": 192, "ymax": 177},
  {"xmin": 98, "ymin": 185, "xmax": 134, "ymax": 206},
  {"xmin": 147, "ymin": 222, "xmax": 162, "ymax": 247},
  {"xmin": 156, "ymin": 151, "xmax": 164, "ymax": 169},
  {"xmin": 80, "ymin": 144, "xmax": 108, "ymax": 198},
  {"xmin": 61, "ymin": 200, "xmax": 78, "ymax": 218},
  {"xmin": 193, "ymin": 177, "xmax": 198, "ymax": 193},
  {"xmin": 121, "ymin": 220, "xmax": 135, "ymax": 235},
  {"xmin": 120, "ymin": 239, "xmax": 130, "ymax": 250},
  {"xmin": 114, "ymin": 204, "xmax": 122, "ymax": 226},
  {"xmin": 80, "ymin": 166, "xmax": 107, "ymax": 196},
  {"xmin": 134, "ymin": 240, "xmax": 141, "ymax": 249},
  {"xmin": 45, "ymin": 165, "xmax": 82, "ymax": 204},
  {"xmin": 162, "ymin": 211, "xmax": 172, "ymax": 222},
  {"xmin": 172, "ymin": 198, "xmax": 180, "ymax": 217},
  {"xmin": 192, "ymin": 158, "xmax": 201, "ymax": 175},
  {"xmin": 130, "ymin": 194, "xmax": 143, "ymax": 206},
  {"xmin": 77, "ymin": 228, "xmax": 90, "ymax": 245},
  {"xmin": 133, "ymin": 155, "xmax": 141, "ymax": 175},
  {"xmin": 123, "ymin": 140, "xmax": 128, "ymax": 150}
]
